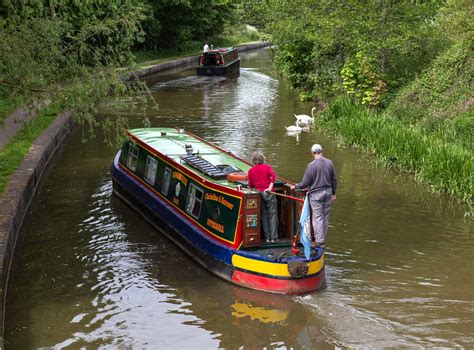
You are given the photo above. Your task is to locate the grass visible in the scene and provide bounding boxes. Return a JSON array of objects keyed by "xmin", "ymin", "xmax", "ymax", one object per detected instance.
[
  {"xmin": 318, "ymin": 98, "xmax": 473, "ymax": 204},
  {"xmin": 386, "ymin": 39, "xmax": 473, "ymax": 133},
  {"xmin": 0, "ymin": 105, "xmax": 59, "ymax": 195}
]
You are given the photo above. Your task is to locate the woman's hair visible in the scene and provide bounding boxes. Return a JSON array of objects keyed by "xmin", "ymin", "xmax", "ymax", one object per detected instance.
[{"xmin": 250, "ymin": 151, "xmax": 265, "ymax": 165}]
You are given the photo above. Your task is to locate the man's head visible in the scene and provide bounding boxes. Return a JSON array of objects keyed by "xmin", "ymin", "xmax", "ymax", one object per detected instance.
[
  {"xmin": 251, "ymin": 151, "xmax": 265, "ymax": 165},
  {"xmin": 311, "ymin": 144, "xmax": 323, "ymax": 155}
]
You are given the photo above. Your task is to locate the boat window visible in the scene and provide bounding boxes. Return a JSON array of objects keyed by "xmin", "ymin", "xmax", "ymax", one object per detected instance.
[
  {"xmin": 127, "ymin": 143, "xmax": 139, "ymax": 171},
  {"xmin": 186, "ymin": 183, "xmax": 204, "ymax": 219},
  {"xmin": 203, "ymin": 52, "xmax": 217, "ymax": 65},
  {"xmin": 144, "ymin": 156, "xmax": 158, "ymax": 185},
  {"xmin": 162, "ymin": 167, "xmax": 172, "ymax": 195}
]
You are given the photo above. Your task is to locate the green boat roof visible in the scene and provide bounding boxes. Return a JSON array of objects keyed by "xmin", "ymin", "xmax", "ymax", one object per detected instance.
[{"xmin": 127, "ymin": 127, "xmax": 252, "ymax": 185}]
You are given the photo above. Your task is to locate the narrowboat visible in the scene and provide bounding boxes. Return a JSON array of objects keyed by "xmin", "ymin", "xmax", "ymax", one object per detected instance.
[
  {"xmin": 196, "ymin": 47, "xmax": 240, "ymax": 76},
  {"xmin": 111, "ymin": 128, "xmax": 325, "ymax": 294}
]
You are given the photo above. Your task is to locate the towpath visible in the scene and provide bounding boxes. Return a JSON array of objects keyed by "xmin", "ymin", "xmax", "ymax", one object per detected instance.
[{"xmin": 0, "ymin": 101, "xmax": 45, "ymax": 148}]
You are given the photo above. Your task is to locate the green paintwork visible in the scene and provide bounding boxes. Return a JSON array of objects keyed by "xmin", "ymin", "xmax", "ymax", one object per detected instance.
[
  {"xmin": 119, "ymin": 128, "xmax": 254, "ymax": 243},
  {"xmin": 129, "ymin": 128, "xmax": 251, "ymax": 186}
]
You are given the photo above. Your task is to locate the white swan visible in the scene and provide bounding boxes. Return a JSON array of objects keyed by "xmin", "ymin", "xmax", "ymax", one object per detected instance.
[
  {"xmin": 285, "ymin": 123, "xmax": 302, "ymax": 132},
  {"xmin": 294, "ymin": 107, "xmax": 316, "ymax": 127},
  {"xmin": 286, "ymin": 130, "xmax": 301, "ymax": 143}
]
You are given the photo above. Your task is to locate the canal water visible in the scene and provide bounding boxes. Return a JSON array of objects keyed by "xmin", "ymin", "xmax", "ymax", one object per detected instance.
[{"xmin": 5, "ymin": 49, "xmax": 473, "ymax": 349}]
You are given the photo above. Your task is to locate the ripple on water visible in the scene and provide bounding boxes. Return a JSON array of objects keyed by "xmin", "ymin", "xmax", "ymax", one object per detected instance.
[
  {"xmin": 6, "ymin": 49, "xmax": 473, "ymax": 349},
  {"xmin": 60, "ymin": 178, "xmax": 219, "ymax": 348}
]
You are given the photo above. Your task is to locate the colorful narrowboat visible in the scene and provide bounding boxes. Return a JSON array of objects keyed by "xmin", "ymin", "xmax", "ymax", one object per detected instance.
[
  {"xmin": 196, "ymin": 47, "xmax": 240, "ymax": 76},
  {"xmin": 111, "ymin": 128, "xmax": 325, "ymax": 294}
]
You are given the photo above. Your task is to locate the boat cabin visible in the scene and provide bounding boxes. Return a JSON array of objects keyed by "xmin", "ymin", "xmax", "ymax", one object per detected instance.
[
  {"xmin": 111, "ymin": 127, "xmax": 325, "ymax": 294},
  {"xmin": 197, "ymin": 47, "xmax": 240, "ymax": 76},
  {"xmin": 116, "ymin": 128, "xmax": 305, "ymax": 250}
]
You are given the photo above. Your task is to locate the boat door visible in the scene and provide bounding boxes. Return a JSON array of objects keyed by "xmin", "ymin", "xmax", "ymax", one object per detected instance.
[{"xmin": 241, "ymin": 192, "xmax": 261, "ymax": 247}]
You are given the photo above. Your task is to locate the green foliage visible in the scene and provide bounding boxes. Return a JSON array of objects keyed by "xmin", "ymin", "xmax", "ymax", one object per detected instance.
[
  {"xmin": 133, "ymin": 24, "xmax": 263, "ymax": 66},
  {"xmin": 248, "ymin": 0, "xmax": 443, "ymax": 101},
  {"xmin": 235, "ymin": 0, "xmax": 267, "ymax": 30},
  {"xmin": 318, "ymin": 98, "xmax": 473, "ymax": 203},
  {"xmin": 436, "ymin": 0, "xmax": 473, "ymax": 42},
  {"xmin": 240, "ymin": 0, "xmax": 472, "ymax": 204},
  {"xmin": 341, "ymin": 52, "xmax": 386, "ymax": 107},
  {"xmin": 2, "ymin": 0, "xmax": 148, "ymax": 66},
  {"xmin": 140, "ymin": 0, "xmax": 236, "ymax": 50},
  {"xmin": 387, "ymin": 39, "xmax": 473, "ymax": 126},
  {"xmin": 0, "ymin": 0, "xmax": 152, "ymax": 141},
  {"xmin": 217, "ymin": 23, "xmax": 262, "ymax": 46}
]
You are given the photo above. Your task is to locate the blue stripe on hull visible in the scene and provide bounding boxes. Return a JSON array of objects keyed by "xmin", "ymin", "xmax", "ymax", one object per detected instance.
[{"xmin": 111, "ymin": 153, "xmax": 236, "ymax": 268}]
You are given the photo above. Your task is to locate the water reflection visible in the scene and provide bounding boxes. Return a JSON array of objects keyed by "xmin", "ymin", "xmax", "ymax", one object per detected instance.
[
  {"xmin": 69, "ymin": 177, "xmax": 330, "ymax": 348},
  {"xmin": 5, "ymin": 48, "xmax": 474, "ymax": 349}
]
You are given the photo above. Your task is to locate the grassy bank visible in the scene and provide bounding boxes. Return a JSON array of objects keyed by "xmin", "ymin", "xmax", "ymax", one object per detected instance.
[
  {"xmin": 0, "ymin": 106, "xmax": 59, "ymax": 194},
  {"xmin": 318, "ymin": 98, "xmax": 472, "ymax": 204}
]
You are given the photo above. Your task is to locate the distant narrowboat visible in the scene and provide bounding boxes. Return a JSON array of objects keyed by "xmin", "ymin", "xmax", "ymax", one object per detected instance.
[
  {"xmin": 196, "ymin": 47, "xmax": 240, "ymax": 76},
  {"xmin": 111, "ymin": 128, "xmax": 325, "ymax": 294}
]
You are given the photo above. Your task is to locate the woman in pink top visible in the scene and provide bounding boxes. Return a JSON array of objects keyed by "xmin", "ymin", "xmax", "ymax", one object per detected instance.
[{"xmin": 247, "ymin": 151, "xmax": 278, "ymax": 243}]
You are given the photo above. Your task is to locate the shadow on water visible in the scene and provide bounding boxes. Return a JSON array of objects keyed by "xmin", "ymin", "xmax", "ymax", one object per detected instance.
[{"xmin": 5, "ymin": 48, "xmax": 473, "ymax": 348}]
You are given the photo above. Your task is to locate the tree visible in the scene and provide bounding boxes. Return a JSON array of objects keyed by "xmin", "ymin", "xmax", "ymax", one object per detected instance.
[
  {"xmin": 247, "ymin": 0, "xmax": 444, "ymax": 103},
  {"xmin": 139, "ymin": 0, "xmax": 236, "ymax": 50},
  {"xmin": 0, "ymin": 0, "xmax": 151, "ymax": 142}
]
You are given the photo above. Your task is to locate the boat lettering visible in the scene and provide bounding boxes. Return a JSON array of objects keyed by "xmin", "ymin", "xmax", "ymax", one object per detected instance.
[
  {"xmin": 207, "ymin": 218, "xmax": 224, "ymax": 233},
  {"xmin": 205, "ymin": 193, "xmax": 234, "ymax": 210},
  {"xmin": 205, "ymin": 193, "xmax": 220, "ymax": 202},
  {"xmin": 219, "ymin": 197, "xmax": 234, "ymax": 210},
  {"xmin": 172, "ymin": 171, "xmax": 188, "ymax": 186}
]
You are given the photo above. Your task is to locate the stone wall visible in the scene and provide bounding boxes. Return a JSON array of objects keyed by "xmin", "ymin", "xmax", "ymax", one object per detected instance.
[{"xmin": 0, "ymin": 112, "xmax": 73, "ymax": 338}]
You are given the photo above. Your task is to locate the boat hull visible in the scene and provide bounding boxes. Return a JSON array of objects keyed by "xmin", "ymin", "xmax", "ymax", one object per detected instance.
[
  {"xmin": 196, "ymin": 59, "xmax": 240, "ymax": 76},
  {"xmin": 111, "ymin": 151, "xmax": 325, "ymax": 294}
]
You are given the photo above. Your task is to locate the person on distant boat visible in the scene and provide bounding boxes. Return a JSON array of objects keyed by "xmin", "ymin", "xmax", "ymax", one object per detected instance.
[
  {"xmin": 248, "ymin": 151, "xmax": 278, "ymax": 243},
  {"xmin": 203, "ymin": 41, "xmax": 210, "ymax": 52},
  {"xmin": 290, "ymin": 144, "xmax": 337, "ymax": 248}
]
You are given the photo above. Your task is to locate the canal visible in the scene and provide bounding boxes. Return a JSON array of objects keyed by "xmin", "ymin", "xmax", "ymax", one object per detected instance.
[{"xmin": 5, "ymin": 48, "xmax": 473, "ymax": 348}]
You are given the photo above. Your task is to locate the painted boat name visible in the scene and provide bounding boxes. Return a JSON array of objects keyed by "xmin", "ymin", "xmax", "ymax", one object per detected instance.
[
  {"xmin": 207, "ymin": 218, "xmax": 224, "ymax": 233},
  {"xmin": 205, "ymin": 193, "xmax": 234, "ymax": 210},
  {"xmin": 172, "ymin": 171, "xmax": 188, "ymax": 186}
]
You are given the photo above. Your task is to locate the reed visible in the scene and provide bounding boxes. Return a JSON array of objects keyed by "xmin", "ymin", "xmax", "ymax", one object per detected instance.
[{"xmin": 318, "ymin": 98, "xmax": 473, "ymax": 203}]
